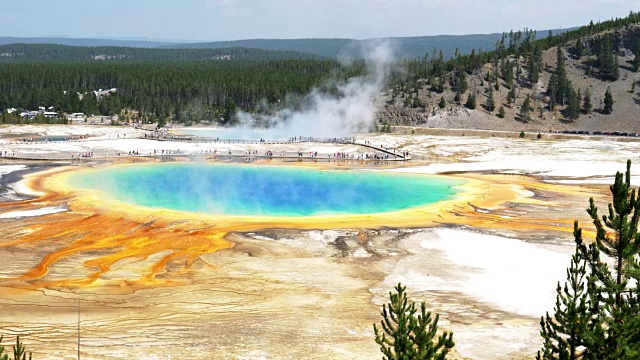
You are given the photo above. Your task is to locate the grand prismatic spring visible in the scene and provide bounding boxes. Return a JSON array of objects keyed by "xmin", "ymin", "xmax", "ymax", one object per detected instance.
[
  {"xmin": 67, "ymin": 163, "xmax": 464, "ymax": 216},
  {"xmin": 0, "ymin": 126, "xmax": 624, "ymax": 359}
]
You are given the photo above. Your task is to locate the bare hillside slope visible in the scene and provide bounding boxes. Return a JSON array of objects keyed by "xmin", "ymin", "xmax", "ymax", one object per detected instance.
[{"xmin": 378, "ymin": 23, "xmax": 640, "ymax": 133}]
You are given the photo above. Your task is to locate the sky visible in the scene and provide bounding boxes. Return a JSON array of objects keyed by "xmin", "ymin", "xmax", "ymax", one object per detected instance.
[{"xmin": 0, "ymin": 0, "xmax": 638, "ymax": 42}]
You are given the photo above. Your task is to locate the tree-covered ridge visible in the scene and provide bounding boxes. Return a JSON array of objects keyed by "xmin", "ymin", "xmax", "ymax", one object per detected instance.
[
  {"xmin": 401, "ymin": 11, "xmax": 640, "ymax": 85},
  {"xmin": 0, "ymin": 28, "xmax": 574, "ymax": 60},
  {"xmin": 0, "ymin": 59, "xmax": 365, "ymax": 124},
  {"xmin": 163, "ymin": 38, "xmax": 353, "ymax": 59},
  {"xmin": 0, "ymin": 36, "xmax": 173, "ymax": 48},
  {"xmin": 162, "ymin": 30, "xmax": 573, "ymax": 60},
  {"xmin": 386, "ymin": 10, "xmax": 640, "ymax": 124},
  {"xmin": 0, "ymin": 44, "xmax": 323, "ymax": 63}
]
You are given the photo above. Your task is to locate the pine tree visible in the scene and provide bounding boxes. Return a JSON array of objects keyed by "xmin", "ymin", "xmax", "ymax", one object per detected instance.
[
  {"xmin": 548, "ymin": 46, "xmax": 572, "ymax": 106},
  {"xmin": 503, "ymin": 59, "xmax": 514, "ymax": 88},
  {"xmin": 464, "ymin": 93, "xmax": 476, "ymax": 110},
  {"xmin": 576, "ymin": 89, "xmax": 581, "ymax": 108},
  {"xmin": 565, "ymin": 86, "xmax": 580, "ymax": 120},
  {"xmin": 0, "ymin": 336, "xmax": 6, "ymax": 360},
  {"xmin": 0, "ymin": 336, "xmax": 33, "ymax": 360},
  {"xmin": 548, "ymin": 92, "xmax": 556, "ymax": 112},
  {"xmin": 537, "ymin": 223, "xmax": 591, "ymax": 360},
  {"xmin": 453, "ymin": 67, "xmax": 468, "ymax": 94},
  {"xmin": 574, "ymin": 37, "xmax": 585, "ymax": 58},
  {"xmin": 457, "ymin": 73, "xmax": 467, "ymax": 95},
  {"xmin": 603, "ymin": 87, "xmax": 613, "ymax": 114},
  {"xmin": 538, "ymin": 160, "xmax": 640, "ymax": 360},
  {"xmin": 599, "ymin": 36, "xmax": 620, "ymax": 81},
  {"xmin": 497, "ymin": 105, "xmax": 506, "ymax": 118},
  {"xmin": 527, "ymin": 45, "xmax": 542, "ymax": 85},
  {"xmin": 438, "ymin": 96, "xmax": 446, "ymax": 109},
  {"xmin": 434, "ymin": 76, "xmax": 445, "ymax": 93},
  {"xmin": 507, "ymin": 87, "xmax": 516, "ymax": 106},
  {"xmin": 520, "ymin": 95, "xmax": 532, "ymax": 121},
  {"xmin": 486, "ymin": 87, "xmax": 495, "ymax": 112},
  {"xmin": 374, "ymin": 283, "xmax": 455, "ymax": 360},
  {"xmin": 222, "ymin": 97, "xmax": 237, "ymax": 125},
  {"xmin": 467, "ymin": 49, "xmax": 477, "ymax": 74},
  {"xmin": 581, "ymin": 160, "xmax": 640, "ymax": 359},
  {"xmin": 583, "ymin": 89, "xmax": 592, "ymax": 114},
  {"xmin": 587, "ymin": 159, "xmax": 640, "ymax": 317},
  {"xmin": 12, "ymin": 336, "xmax": 32, "ymax": 360},
  {"xmin": 620, "ymin": 311, "xmax": 640, "ymax": 358}
]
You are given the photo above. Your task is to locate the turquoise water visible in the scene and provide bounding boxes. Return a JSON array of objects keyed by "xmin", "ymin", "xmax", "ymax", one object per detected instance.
[{"xmin": 68, "ymin": 163, "xmax": 464, "ymax": 217}]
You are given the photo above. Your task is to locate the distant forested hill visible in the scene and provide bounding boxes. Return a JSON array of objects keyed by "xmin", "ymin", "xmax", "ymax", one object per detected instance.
[
  {"xmin": 1, "ymin": 29, "xmax": 574, "ymax": 61},
  {"xmin": 162, "ymin": 38, "xmax": 353, "ymax": 59},
  {"xmin": 0, "ymin": 37, "xmax": 172, "ymax": 48},
  {"xmin": 163, "ymin": 30, "xmax": 572, "ymax": 59},
  {"xmin": 0, "ymin": 44, "xmax": 322, "ymax": 63}
]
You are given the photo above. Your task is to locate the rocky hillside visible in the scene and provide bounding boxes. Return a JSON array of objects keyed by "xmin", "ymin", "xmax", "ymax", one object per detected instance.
[{"xmin": 378, "ymin": 15, "xmax": 640, "ymax": 133}]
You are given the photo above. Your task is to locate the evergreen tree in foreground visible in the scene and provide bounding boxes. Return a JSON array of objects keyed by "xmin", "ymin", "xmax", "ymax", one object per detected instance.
[
  {"xmin": 374, "ymin": 283, "xmax": 454, "ymax": 360},
  {"xmin": 620, "ymin": 310, "xmax": 640, "ymax": 358},
  {"xmin": 0, "ymin": 335, "xmax": 32, "ymax": 360},
  {"xmin": 537, "ymin": 224, "xmax": 591, "ymax": 360},
  {"xmin": 538, "ymin": 160, "xmax": 640, "ymax": 359},
  {"xmin": 583, "ymin": 160, "xmax": 640, "ymax": 359}
]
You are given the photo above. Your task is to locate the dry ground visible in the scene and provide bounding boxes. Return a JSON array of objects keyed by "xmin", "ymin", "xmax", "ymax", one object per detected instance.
[{"xmin": 0, "ymin": 125, "xmax": 635, "ymax": 359}]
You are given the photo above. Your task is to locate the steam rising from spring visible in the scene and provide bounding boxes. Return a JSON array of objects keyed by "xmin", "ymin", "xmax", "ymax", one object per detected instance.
[{"xmin": 235, "ymin": 41, "xmax": 395, "ymax": 139}]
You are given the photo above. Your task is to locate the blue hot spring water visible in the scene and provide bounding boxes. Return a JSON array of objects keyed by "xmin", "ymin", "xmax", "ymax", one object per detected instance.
[{"xmin": 68, "ymin": 163, "xmax": 464, "ymax": 217}]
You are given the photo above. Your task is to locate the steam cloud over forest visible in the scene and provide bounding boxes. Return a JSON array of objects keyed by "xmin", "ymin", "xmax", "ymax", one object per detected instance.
[{"xmin": 234, "ymin": 42, "xmax": 395, "ymax": 139}]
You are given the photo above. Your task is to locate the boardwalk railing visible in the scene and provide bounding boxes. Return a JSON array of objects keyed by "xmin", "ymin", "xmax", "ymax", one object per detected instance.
[{"xmin": 2, "ymin": 134, "xmax": 410, "ymax": 161}]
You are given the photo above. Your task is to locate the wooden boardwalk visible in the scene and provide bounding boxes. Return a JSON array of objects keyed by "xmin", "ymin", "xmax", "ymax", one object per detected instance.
[{"xmin": 0, "ymin": 136, "xmax": 410, "ymax": 163}]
